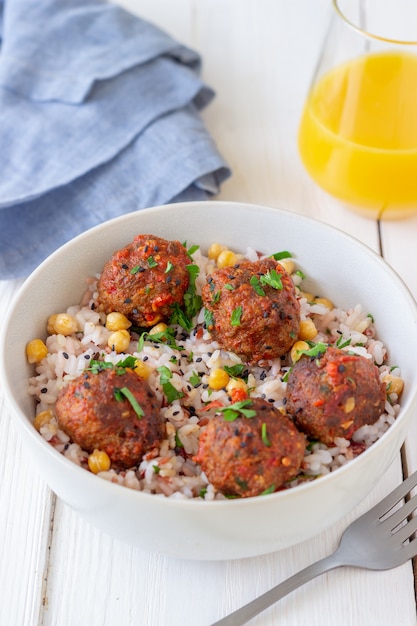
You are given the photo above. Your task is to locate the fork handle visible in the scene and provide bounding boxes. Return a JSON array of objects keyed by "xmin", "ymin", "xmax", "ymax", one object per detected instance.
[{"xmin": 210, "ymin": 552, "xmax": 342, "ymax": 626}]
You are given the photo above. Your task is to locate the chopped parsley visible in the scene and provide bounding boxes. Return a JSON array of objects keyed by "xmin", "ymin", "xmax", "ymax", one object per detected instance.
[
  {"xmin": 88, "ymin": 355, "xmax": 137, "ymax": 375},
  {"xmin": 250, "ymin": 275, "xmax": 266, "ymax": 296},
  {"xmin": 157, "ymin": 365, "xmax": 184, "ymax": 403},
  {"xmin": 335, "ymin": 336, "xmax": 351, "ymax": 349},
  {"xmin": 189, "ymin": 371, "xmax": 201, "ymax": 387},
  {"xmin": 113, "ymin": 386, "xmax": 144, "ymax": 419},
  {"xmin": 147, "ymin": 256, "xmax": 158, "ymax": 268},
  {"xmin": 169, "ymin": 263, "xmax": 202, "ymax": 331},
  {"xmin": 223, "ymin": 363, "xmax": 247, "ymax": 380},
  {"xmin": 175, "ymin": 430, "xmax": 184, "ymax": 448},
  {"xmin": 186, "ymin": 244, "xmax": 200, "ymax": 260},
  {"xmin": 298, "ymin": 341, "xmax": 328, "ymax": 358},
  {"xmin": 260, "ymin": 485, "xmax": 275, "ymax": 495},
  {"xmin": 270, "ymin": 251, "xmax": 292, "ymax": 261},
  {"xmin": 260, "ymin": 268, "xmax": 283, "ymax": 290},
  {"xmin": 261, "ymin": 422, "xmax": 271, "ymax": 446},
  {"xmin": 165, "ymin": 261, "xmax": 174, "ymax": 273},
  {"xmin": 231, "ymin": 306, "xmax": 243, "ymax": 326},
  {"xmin": 218, "ymin": 399, "xmax": 256, "ymax": 421},
  {"xmin": 137, "ymin": 327, "xmax": 184, "ymax": 352},
  {"xmin": 204, "ymin": 307, "xmax": 215, "ymax": 329}
]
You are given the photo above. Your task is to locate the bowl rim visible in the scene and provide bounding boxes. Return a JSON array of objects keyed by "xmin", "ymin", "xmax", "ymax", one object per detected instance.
[{"xmin": 2, "ymin": 199, "xmax": 417, "ymax": 510}]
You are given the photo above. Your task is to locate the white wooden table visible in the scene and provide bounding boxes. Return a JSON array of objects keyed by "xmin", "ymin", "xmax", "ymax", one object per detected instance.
[{"xmin": 2, "ymin": 1, "xmax": 417, "ymax": 624}]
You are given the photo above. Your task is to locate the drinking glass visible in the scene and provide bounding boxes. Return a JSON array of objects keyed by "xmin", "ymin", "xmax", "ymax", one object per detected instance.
[{"xmin": 298, "ymin": 0, "xmax": 417, "ymax": 219}]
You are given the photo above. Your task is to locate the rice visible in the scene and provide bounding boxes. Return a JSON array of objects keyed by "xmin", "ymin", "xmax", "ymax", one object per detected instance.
[{"xmin": 28, "ymin": 244, "xmax": 402, "ymax": 500}]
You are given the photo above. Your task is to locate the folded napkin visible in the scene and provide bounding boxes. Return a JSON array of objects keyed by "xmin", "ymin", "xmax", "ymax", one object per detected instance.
[{"xmin": 0, "ymin": 0, "xmax": 230, "ymax": 279}]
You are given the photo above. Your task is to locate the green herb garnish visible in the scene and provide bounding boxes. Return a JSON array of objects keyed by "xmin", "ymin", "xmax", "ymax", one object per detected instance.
[
  {"xmin": 157, "ymin": 365, "xmax": 184, "ymax": 403},
  {"xmin": 270, "ymin": 251, "xmax": 292, "ymax": 261},
  {"xmin": 165, "ymin": 261, "xmax": 174, "ymax": 273},
  {"xmin": 250, "ymin": 275, "xmax": 266, "ymax": 296},
  {"xmin": 218, "ymin": 399, "xmax": 256, "ymax": 421},
  {"xmin": 231, "ymin": 306, "xmax": 243, "ymax": 326},
  {"xmin": 260, "ymin": 485, "xmax": 275, "ymax": 495},
  {"xmin": 113, "ymin": 386, "xmax": 144, "ymax": 419},
  {"xmin": 298, "ymin": 341, "xmax": 328, "ymax": 358},
  {"xmin": 223, "ymin": 363, "xmax": 247, "ymax": 379},
  {"xmin": 204, "ymin": 307, "xmax": 215, "ymax": 329},
  {"xmin": 189, "ymin": 371, "xmax": 201, "ymax": 387},
  {"xmin": 138, "ymin": 327, "xmax": 184, "ymax": 352},
  {"xmin": 261, "ymin": 422, "xmax": 271, "ymax": 446},
  {"xmin": 335, "ymin": 336, "xmax": 351, "ymax": 349},
  {"xmin": 169, "ymin": 263, "xmax": 203, "ymax": 331},
  {"xmin": 147, "ymin": 256, "xmax": 158, "ymax": 268},
  {"xmin": 260, "ymin": 268, "xmax": 283, "ymax": 290},
  {"xmin": 175, "ymin": 430, "xmax": 184, "ymax": 448}
]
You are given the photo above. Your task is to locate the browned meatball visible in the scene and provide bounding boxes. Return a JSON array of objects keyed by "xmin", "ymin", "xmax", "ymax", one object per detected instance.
[
  {"xmin": 202, "ymin": 258, "xmax": 300, "ymax": 363},
  {"xmin": 97, "ymin": 234, "xmax": 190, "ymax": 327},
  {"xmin": 285, "ymin": 346, "xmax": 387, "ymax": 444},
  {"xmin": 55, "ymin": 367, "xmax": 164, "ymax": 468},
  {"xmin": 194, "ymin": 398, "xmax": 306, "ymax": 498}
]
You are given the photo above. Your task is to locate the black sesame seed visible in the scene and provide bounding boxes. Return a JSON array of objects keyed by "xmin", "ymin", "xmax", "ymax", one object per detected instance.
[
  {"xmin": 122, "ymin": 264, "xmax": 129, "ymax": 270},
  {"xmin": 40, "ymin": 388, "xmax": 47, "ymax": 394},
  {"xmin": 338, "ymin": 364, "xmax": 346, "ymax": 372},
  {"xmin": 62, "ymin": 352, "xmax": 69, "ymax": 359},
  {"xmin": 84, "ymin": 354, "xmax": 91, "ymax": 360},
  {"xmin": 143, "ymin": 355, "xmax": 149, "ymax": 361},
  {"xmin": 196, "ymin": 357, "xmax": 203, "ymax": 362},
  {"xmin": 83, "ymin": 382, "xmax": 91, "ymax": 389},
  {"xmin": 173, "ymin": 410, "xmax": 180, "ymax": 416},
  {"xmin": 124, "ymin": 298, "xmax": 132, "ymax": 304}
]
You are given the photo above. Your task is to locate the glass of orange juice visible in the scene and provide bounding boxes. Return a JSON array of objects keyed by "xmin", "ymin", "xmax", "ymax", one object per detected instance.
[{"xmin": 298, "ymin": 0, "xmax": 417, "ymax": 219}]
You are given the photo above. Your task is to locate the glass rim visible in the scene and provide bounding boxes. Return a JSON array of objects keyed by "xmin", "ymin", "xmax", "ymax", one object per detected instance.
[{"xmin": 332, "ymin": 0, "xmax": 417, "ymax": 46}]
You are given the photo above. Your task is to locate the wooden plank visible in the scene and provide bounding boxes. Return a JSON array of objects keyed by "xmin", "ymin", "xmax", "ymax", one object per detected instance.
[{"xmin": 0, "ymin": 280, "xmax": 54, "ymax": 626}]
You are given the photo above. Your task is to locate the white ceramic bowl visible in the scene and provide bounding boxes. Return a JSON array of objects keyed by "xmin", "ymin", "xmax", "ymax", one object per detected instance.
[{"xmin": 2, "ymin": 201, "xmax": 417, "ymax": 560}]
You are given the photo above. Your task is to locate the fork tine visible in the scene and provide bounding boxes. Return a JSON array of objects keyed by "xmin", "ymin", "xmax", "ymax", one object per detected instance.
[
  {"xmin": 392, "ymin": 513, "xmax": 417, "ymax": 544},
  {"xmin": 383, "ymin": 492, "xmax": 417, "ymax": 530},
  {"xmin": 401, "ymin": 537, "xmax": 417, "ymax": 562},
  {"xmin": 365, "ymin": 470, "xmax": 417, "ymax": 520}
]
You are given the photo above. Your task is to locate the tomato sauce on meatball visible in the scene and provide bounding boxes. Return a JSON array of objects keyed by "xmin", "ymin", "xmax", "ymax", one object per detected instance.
[
  {"xmin": 194, "ymin": 398, "xmax": 306, "ymax": 497},
  {"xmin": 97, "ymin": 234, "xmax": 190, "ymax": 327},
  {"xmin": 285, "ymin": 346, "xmax": 387, "ymax": 444},
  {"xmin": 55, "ymin": 367, "xmax": 164, "ymax": 468},
  {"xmin": 202, "ymin": 258, "xmax": 300, "ymax": 364}
]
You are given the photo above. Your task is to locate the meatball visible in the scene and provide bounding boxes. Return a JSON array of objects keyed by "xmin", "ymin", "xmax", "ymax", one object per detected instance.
[
  {"xmin": 194, "ymin": 398, "xmax": 306, "ymax": 498},
  {"xmin": 55, "ymin": 367, "xmax": 164, "ymax": 468},
  {"xmin": 202, "ymin": 258, "xmax": 300, "ymax": 363},
  {"xmin": 97, "ymin": 234, "xmax": 190, "ymax": 327},
  {"xmin": 285, "ymin": 346, "xmax": 387, "ymax": 444}
]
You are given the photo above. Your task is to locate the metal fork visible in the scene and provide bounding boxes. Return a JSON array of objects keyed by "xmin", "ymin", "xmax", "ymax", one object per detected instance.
[{"xmin": 210, "ymin": 470, "xmax": 417, "ymax": 626}]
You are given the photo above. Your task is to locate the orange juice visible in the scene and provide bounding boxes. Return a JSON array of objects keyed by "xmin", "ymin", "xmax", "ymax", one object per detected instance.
[{"xmin": 298, "ymin": 51, "xmax": 417, "ymax": 215}]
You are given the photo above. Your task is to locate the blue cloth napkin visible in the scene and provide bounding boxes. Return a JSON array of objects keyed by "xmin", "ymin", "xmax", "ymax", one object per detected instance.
[{"xmin": 0, "ymin": 0, "xmax": 230, "ymax": 279}]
